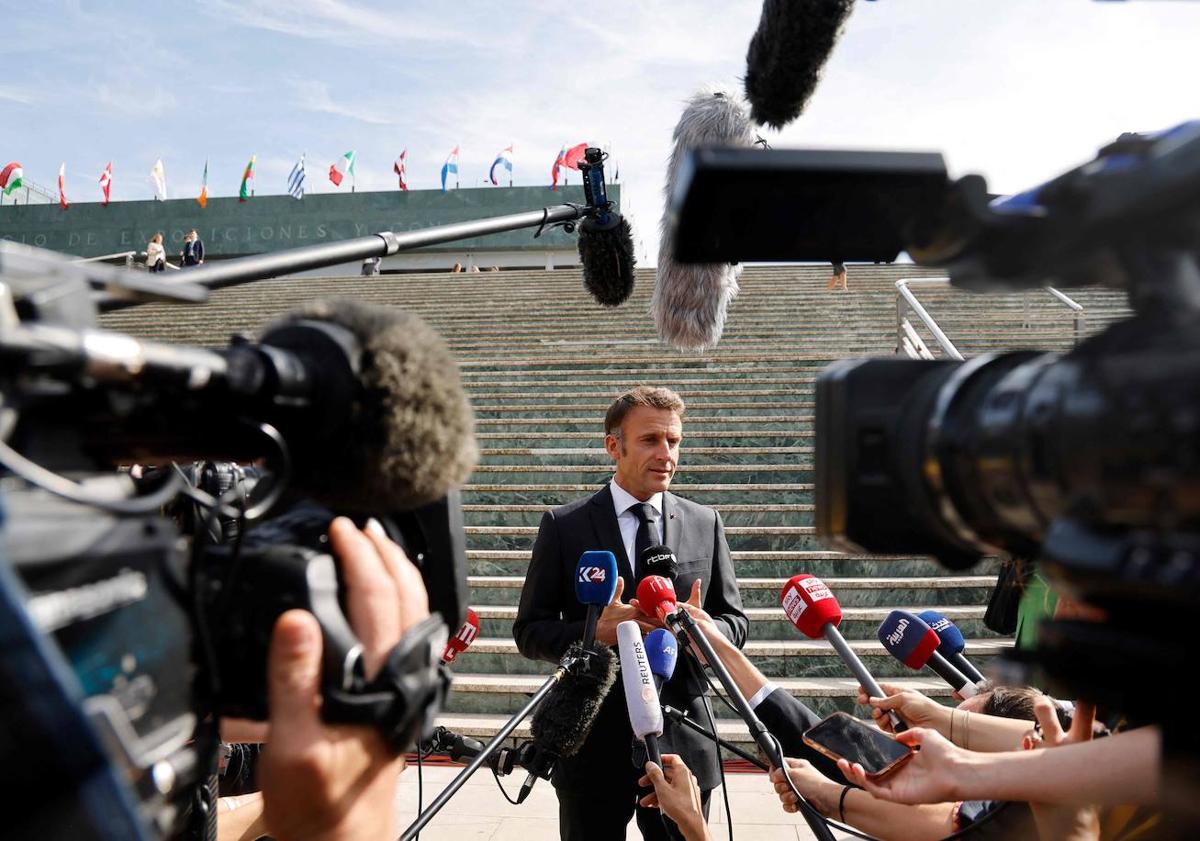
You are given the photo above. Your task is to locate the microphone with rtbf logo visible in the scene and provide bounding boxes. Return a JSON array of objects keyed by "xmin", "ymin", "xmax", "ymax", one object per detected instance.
[
  {"xmin": 442, "ymin": 607, "xmax": 479, "ymax": 664},
  {"xmin": 781, "ymin": 574, "xmax": 904, "ymax": 731},
  {"xmin": 878, "ymin": 610, "xmax": 977, "ymax": 698},
  {"xmin": 576, "ymin": 550, "xmax": 619, "ymax": 650}
]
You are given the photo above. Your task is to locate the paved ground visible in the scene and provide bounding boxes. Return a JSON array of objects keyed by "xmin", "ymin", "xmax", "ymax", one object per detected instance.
[{"xmin": 395, "ymin": 763, "xmax": 856, "ymax": 841}]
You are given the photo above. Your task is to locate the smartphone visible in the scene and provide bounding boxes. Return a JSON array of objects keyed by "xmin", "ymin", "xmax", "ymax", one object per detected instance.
[{"xmin": 802, "ymin": 712, "xmax": 914, "ymax": 780}]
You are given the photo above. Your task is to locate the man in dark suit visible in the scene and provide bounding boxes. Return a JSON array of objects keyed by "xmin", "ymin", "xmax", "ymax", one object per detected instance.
[{"xmin": 513, "ymin": 386, "xmax": 748, "ymax": 841}]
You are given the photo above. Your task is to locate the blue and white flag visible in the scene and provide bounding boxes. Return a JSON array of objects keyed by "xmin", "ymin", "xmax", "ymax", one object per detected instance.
[
  {"xmin": 489, "ymin": 145, "xmax": 513, "ymax": 185},
  {"xmin": 288, "ymin": 154, "xmax": 306, "ymax": 200},
  {"xmin": 441, "ymin": 145, "xmax": 460, "ymax": 191}
]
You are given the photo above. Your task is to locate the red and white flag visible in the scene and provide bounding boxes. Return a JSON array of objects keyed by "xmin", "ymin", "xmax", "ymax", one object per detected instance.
[
  {"xmin": 99, "ymin": 162, "xmax": 112, "ymax": 205},
  {"xmin": 58, "ymin": 162, "xmax": 69, "ymax": 209},
  {"xmin": 393, "ymin": 150, "xmax": 407, "ymax": 190}
]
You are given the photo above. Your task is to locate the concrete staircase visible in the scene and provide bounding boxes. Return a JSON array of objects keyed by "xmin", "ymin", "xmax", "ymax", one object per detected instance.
[{"xmin": 98, "ymin": 263, "xmax": 1132, "ymax": 746}]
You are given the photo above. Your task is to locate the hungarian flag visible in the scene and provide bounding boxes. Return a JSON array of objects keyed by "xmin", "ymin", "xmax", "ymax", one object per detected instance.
[
  {"xmin": 239, "ymin": 155, "xmax": 255, "ymax": 202},
  {"xmin": 490, "ymin": 145, "xmax": 514, "ymax": 186},
  {"xmin": 393, "ymin": 150, "xmax": 407, "ymax": 190},
  {"xmin": 329, "ymin": 150, "xmax": 355, "ymax": 187},
  {"xmin": 441, "ymin": 145, "xmax": 459, "ymax": 191},
  {"xmin": 197, "ymin": 160, "xmax": 209, "ymax": 208},
  {"xmin": 563, "ymin": 142, "xmax": 589, "ymax": 170},
  {"xmin": 0, "ymin": 162, "xmax": 23, "ymax": 196},
  {"xmin": 58, "ymin": 163, "xmax": 69, "ymax": 209},
  {"xmin": 99, "ymin": 162, "xmax": 112, "ymax": 205},
  {"xmin": 550, "ymin": 147, "xmax": 566, "ymax": 191}
]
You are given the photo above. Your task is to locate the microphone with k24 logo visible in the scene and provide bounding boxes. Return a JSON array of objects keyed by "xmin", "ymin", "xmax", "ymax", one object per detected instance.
[{"xmin": 576, "ymin": 550, "xmax": 619, "ymax": 651}]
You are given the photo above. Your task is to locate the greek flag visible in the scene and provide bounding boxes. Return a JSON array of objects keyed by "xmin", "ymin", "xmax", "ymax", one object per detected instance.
[{"xmin": 288, "ymin": 154, "xmax": 306, "ymax": 200}]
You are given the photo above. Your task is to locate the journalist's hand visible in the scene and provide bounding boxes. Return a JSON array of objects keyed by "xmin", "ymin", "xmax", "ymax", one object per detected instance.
[
  {"xmin": 639, "ymin": 755, "xmax": 711, "ymax": 841},
  {"xmin": 769, "ymin": 758, "xmax": 843, "ymax": 816},
  {"xmin": 855, "ymin": 683, "xmax": 947, "ymax": 735},
  {"xmin": 1026, "ymin": 698, "xmax": 1100, "ymax": 841},
  {"xmin": 597, "ymin": 577, "xmax": 659, "ymax": 644},
  {"xmin": 837, "ymin": 727, "xmax": 964, "ymax": 805},
  {"xmin": 259, "ymin": 517, "xmax": 429, "ymax": 841}
]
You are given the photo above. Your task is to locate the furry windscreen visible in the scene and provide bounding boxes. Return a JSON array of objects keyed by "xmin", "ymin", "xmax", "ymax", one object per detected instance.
[
  {"xmin": 579, "ymin": 215, "xmax": 637, "ymax": 307},
  {"xmin": 531, "ymin": 643, "xmax": 619, "ymax": 758}
]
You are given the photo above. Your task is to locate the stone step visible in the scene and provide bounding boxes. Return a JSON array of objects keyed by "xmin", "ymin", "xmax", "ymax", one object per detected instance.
[
  {"xmin": 467, "ymin": 575, "xmax": 997, "ymax": 608},
  {"xmin": 463, "ymin": 504, "xmax": 814, "ymax": 528},
  {"xmin": 476, "ymin": 447, "xmax": 810, "ymax": 466},
  {"xmin": 473, "ymin": 418, "xmax": 813, "ymax": 432},
  {"xmin": 433, "ymin": 711, "xmax": 755, "ymax": 747},
  {"xmin": 442, "ymin": 675, "xmax": 968, "ymax": 721},
  {"xmin": 447, "ymin": 636, "xmax": 1011, "ymax": 678},
  {"xmin": 469, "ymin": 466, "xmax": 812, "ymax": 483},
  {"xmin": 470, "ymin": 604, "xmax": 994, "ymax": 642},
  {"xmin": 462, "ymin": 484, "xmax": 819, "ymax": 505},
  {"xmin": 472, "ymin": 407, "xmax": 815, "ymax": 420},
  {"xmin": 465, "ymin": 527, "xmax": 822, "ymax": 552},
  {"xmin": 460, "ymin": 365, "xmax": 830, "ymax": 380},
  {"xmin": 466, "ymin": 376, "xmax": 822, "ymax": 389}
]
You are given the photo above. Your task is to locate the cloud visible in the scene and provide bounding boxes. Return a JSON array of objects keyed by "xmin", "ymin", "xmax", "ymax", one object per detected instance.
[
  {"xmin": 0, "ymin": 85, "xmax": 33, "ymax": 104},
  {"xmin": 95, "ymin": 82, "xmax": 176, "ymax": 115},
  {"xmin": 290, "ymin": 79, "xmax": 404, "ymax": 126}
]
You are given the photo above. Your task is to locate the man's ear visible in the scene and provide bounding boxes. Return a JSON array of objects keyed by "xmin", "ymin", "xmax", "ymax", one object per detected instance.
[{"xmin": 604, "ymin": 433, "xmax": 620, "ymax": 462}]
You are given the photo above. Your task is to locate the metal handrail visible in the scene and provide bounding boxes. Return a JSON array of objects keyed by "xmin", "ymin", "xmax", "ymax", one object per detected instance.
[
  {"xmin": 71, "ymin": 251, "xmax": 180, "ymax": 271},
  {"xmin": 896, "ymin": 277, "xmax": 1086, "ymax": 361}
]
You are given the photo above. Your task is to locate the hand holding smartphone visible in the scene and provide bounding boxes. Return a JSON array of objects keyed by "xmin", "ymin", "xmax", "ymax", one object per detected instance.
[{"xmin": 803, "ymin": 712, "xmax": 914, "ymax": 781}]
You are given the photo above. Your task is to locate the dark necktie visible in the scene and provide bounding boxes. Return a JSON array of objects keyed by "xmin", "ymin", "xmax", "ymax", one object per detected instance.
[{"xmin": 630, "ymin": 502, "xmax": 656, "ymax": 578}]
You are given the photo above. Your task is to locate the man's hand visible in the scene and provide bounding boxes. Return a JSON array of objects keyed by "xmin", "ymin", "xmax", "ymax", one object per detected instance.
[
  {"xmin": 855, "ymin": 683, "xmax": 947, "ymax": 735},
  {"xmin": 258, "ymin": 517, "xmax": 429, "ymax": 841},
  {"xmin": 769, "ymin": 758, "xmax": 843, "ymax": 815},
  {"xmin": 639, "ymin": 755, "xmax": 711, "ymax": 841},
  {"xmin": 1026, "ymin": 698, "xmax": 1100, "ymax": 841},
  {"xmin": 837, "ymin": 727, "xmax": 964, "ymax": 805},
  {"xmin": 596, "ymin": 577, "xmax": 660, "ymax": 644}
]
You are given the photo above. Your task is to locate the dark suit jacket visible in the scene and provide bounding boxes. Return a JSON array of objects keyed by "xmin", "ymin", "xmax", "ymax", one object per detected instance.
[
  {"xmin": 754, "ymin": 688, "xmax": 845, "ymax": 783},
  {"xmin": 513, "ymin": 484, "xmax": 748, "ymax": 792}
]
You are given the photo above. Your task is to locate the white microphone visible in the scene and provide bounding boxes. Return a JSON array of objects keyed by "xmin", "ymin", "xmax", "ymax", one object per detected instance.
[
  {"xmin": 654, "ymin": 87, "xmax": 757, "ymax": 351},
  {"xmin": 617, "ymin": 620, "xmax": 663, "ymax": 767}
]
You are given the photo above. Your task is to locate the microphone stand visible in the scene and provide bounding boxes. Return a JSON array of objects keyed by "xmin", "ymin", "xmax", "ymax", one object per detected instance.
[
  {"xmin": 666, "ymin": 609, "xmax": 837, "ymax": 841},
  {"xmin": 399, "ymin": 652, "xmax": 580, "ymax": 841},
  {"xmin": 662, "ymin": 705, "xmax": 768, "ymax": 770}
]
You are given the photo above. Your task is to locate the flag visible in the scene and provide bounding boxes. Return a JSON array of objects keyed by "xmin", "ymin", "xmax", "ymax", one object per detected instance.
[
  {"xmin": 441, "ymin": 145, "xmax": 459, "ymax": 191},
  {"xmin": 0, "ymin": 162, "xmax": 23, "ymax": 196},
  {"xmin": 197, "ymin": 160, "xmax": 209, "ymax": 208},
  {"xmin": 563, "ymin": 142, "xmax": 589, "ymax": 170},
  {"xmin": 329, "ymin": 150, "xmax": 355, "ymax": 187},
  {"xmin": 58, "ymin": 163, "xmax": 69, "ymax": 209},
  {"xmin": 489, "ymin": 145, "xmax": 514, "ymax": 186},
  {"xmin": 393, "ymin": 150, "xmax": 407, "ymax": 190},
  {"xmin": 288, "ymin": 153, "xmax": 306, "ymax": 199},
  {"xmin": 99, "ymin": 162, "xmax": 112, "ymax": 205},
  {"xmin": 239, "ymin": 155, "xmax": 255, "ymax": 202},
  {"xmin": 150, "ymin": 159, "xmax": 167, "ymax": 200},
  {"xmin": 550, "ymin": 147, "xmax": 566, "ymax": 191}
]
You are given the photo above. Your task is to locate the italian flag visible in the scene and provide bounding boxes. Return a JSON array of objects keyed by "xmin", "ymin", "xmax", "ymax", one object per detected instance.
[
  {"xmin": 329, "ymin": 150, "xmax": 355, "ymax": 187},
  {"xmin": 239, "ymin": 155, "xmax": 255, "ymax": 202},
  {"xmin": 0, "ymin": 162, "xmax": 23, "ymax": 196}
]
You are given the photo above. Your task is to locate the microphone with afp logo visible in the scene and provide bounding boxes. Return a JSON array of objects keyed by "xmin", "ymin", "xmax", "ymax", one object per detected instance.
[{"xmin": 577, "ymin": 550, "xmax": 619, "ymax": 651}]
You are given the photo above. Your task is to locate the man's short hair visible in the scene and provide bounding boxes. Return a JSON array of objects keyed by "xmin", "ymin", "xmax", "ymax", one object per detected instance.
[
  {"xmin": 982, "ymin": 684, "xmax": 1073, "ymax": 731},
  {"xmin": 604, "ymin": 386, "xmax": 686, "ymax": 437}
]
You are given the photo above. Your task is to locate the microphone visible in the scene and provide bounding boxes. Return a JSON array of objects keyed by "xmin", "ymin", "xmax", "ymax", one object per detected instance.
[
  {"xmin": 424, "ymin": 726, "xmax": 486, "ymax": 763},
  {"xmin": 9, "ymin": 298, "xmax": 478, "ymax": 511},
  {"xmin": 878, "ymin": 611, "xmax": 978, "ymax": 698},
  {"xmin": 576, "ymin": 146, "xmax": 636, "ymax": 307},
  {"xmin": 441, "ymin": 607, "xmax": 479, "ymax": 664},
  {"xmin": 618, "ymin": 621, "xmax": 664, "ymax": 767},
  {"xmin": 654, "ymin": 88, "xmax": 757, "ymax": 352},
  {"xmin": 743, "ymin": 0, "xmax": 855, "ymax": 130},
  {"xmin": 917, "ymin": 610, "xmax": 986, "ymax": 684},
  {"xmin": 644, "ymin": 628, "xmax": 679, "ymax": 695},
  {"xmin": 780, "ymin": 574, "xmax": 904, "ymax": 730},
  {"xmin": 530, "ymin": 643, "xmax": 619, "ymax": 760},
  {"xmin": 638, "ymin": 544, "xmax": 679, "ymax": 583},
  {"xmin": 576, "ymin": 550, "xmax": 619, "ymax": 650}
]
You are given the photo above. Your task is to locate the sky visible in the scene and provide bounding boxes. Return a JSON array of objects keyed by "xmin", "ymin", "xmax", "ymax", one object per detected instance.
[{"xmin": 1, "ymin": 0, "xmax": 1197, "ymax": 265}]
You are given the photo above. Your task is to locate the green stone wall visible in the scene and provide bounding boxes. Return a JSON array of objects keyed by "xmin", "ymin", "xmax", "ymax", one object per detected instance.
[{"xmin": 0, "ymin": 184, "xmax": 615, "ymax": 259}]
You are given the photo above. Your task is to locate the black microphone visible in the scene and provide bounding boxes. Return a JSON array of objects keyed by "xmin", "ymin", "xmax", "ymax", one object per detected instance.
[
  {"xmin": 577, "ymin": 146, "xmax": 636, "ymax": 307},
  {"xmin": 638, "ymin": 544, "xmax": 679, "ymax": 583},
  {"xmin": 744, "ymin": 0, "xmax": 855, "ymax": 130},
  {"xmin": 655, "ymin": 88, "xmax": 757, "ymax": 351},
  {"xmin": 424, "ymin": 726, "xmax": 486, "ymax": 763},
  {"xmin": 5, "ymin": 298, "xmax": 478, "ymax": 511}
]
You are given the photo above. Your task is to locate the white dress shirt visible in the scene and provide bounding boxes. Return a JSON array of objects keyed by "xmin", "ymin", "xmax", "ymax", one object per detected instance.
[{"xmin": 610, "ymin": 478, "xmax": 663, "ymax": 575}]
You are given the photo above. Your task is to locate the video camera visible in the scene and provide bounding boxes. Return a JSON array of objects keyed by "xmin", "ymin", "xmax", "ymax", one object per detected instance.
[{"xmin": 671, "ymin": 122, "xmax": 1200, "ymax": 764}]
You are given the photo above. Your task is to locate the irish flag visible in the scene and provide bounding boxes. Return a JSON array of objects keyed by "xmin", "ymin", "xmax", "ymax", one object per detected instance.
[
  {"xmin": 0, "ymin": 162, "xmax": 23, "ymax": 196},
  {"xmin": 197, "ymin": 160, "xmax": 209, "ymax": 208},
  {"xmin": 239, "ymin": 155, "xmax": 255, "ymax": 202},
  {"xmin": 329, "ymin": 150, "xmax": 355, "ymax": 187}
]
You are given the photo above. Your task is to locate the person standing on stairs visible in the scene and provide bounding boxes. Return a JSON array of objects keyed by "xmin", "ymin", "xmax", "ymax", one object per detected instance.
[{"xmin": 513, "ymin": 385, "xmax": 748, "ymax": 841}]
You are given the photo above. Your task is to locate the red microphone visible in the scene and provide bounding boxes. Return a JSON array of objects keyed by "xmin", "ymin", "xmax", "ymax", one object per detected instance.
[
  {"xmin": 781, "ymin": 575, "xmax": 904, "ymax": 730},
  {"xmin": 442, "ymin": 607, "xmax": 480, "ymax": 664},
  {"xmin": 636, "ymin": 575, "xmax": 679, "ymax": 624}
]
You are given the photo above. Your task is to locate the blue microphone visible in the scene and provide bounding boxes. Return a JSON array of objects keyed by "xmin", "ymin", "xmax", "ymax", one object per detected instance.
[
  {"xmin": 918, "ymin": 610, "xmax": 986, "ymax": 685},
  {"xmin": 878, "ymin": 610, "xmax": 976, "ymax": 698},
  {"xmin": 644, "ymin": 628, "xmax": 679, "ymax": 694},
  {"xmin": 576, "ymin": 550, "xmax": 619, "ymax": 650}
]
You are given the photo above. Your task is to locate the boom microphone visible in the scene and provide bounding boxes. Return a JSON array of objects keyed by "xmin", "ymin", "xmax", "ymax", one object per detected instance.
[
  {"xmin": 576, "ymin": 550, "xmax": 620, "ymax": 650},
  {"xmin": 918, "ymin": 609, "xmax": 987, "ymax": 684},
  {"xmin": 744, "ymin": 0, "xmax": 855, "ymax": 129},
  {"xmin": 442, "ymin": 607, "xmax": 480, "ymax": 664},
  {"xmin": 618, "ymin": 621, "xmax": 664, "ymax": 767},
  {"xmin": 781, "ymin": 574, "xmax": 904, "ymax": 730},
  {"xmin": 530, "ymin": 643, "xmax": 618, "ymax": 760},
  {"xmin": 577, "ymin": 146, "xmax": 636, "ymax": 307},
  {"xmin": 654, "ymin": 88, "xmax": 757, "ymax": 351},
  {"xmin": 877, "ymin": 611, "xmax": 978, "ymax": 698}
]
